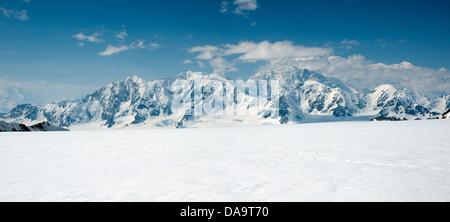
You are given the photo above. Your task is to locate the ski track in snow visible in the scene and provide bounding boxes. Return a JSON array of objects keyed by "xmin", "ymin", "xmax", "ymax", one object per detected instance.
[{"xmin": 0, "ymin": 120, "xmax": 449, "ymax": 202}]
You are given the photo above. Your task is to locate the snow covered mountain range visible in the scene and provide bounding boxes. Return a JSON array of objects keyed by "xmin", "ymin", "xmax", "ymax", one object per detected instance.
[{"xmin": 1, "ymin": 67, "xmax": 449, "ymax": 129}]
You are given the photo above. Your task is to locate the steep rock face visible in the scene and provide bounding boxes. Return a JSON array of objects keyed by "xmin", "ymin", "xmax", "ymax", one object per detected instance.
[
  {"xmin": 251, "ymin": 67, "xmax": 361, "ymax": 120},
  {"xmin": 295, "ymin": 80, "xmax": 356, "ymax": 117},
  {"xmin": 29, "ymin": 121, "xmax": 70, "ymax": 131},
  {"xmin": 3, "ymin": 104, "xmax": 42, "ymax": 120},
  {"xmin": 76, "ymin": 76, "xmax": 174, "ymax": 127},
  {"xmin": 1, "ymin": 76, "xmax": 175, "ymax": 127},
  {"xmin": 362, "ymin": 85, "xmax": 434, "ymax": 117},
  {"xmin": 445, "ymin": 96, "xmax": 450, "ymax": 110},
  {"xmin": 441, "ymin": 108, "xmax": 450, "ymax": 119},
  {"xmin": 0, "ymin": 104, "xmax": 47, "ymax": 126}
]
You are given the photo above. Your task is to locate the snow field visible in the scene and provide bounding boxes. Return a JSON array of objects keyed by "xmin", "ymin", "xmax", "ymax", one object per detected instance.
[{"xmin": 0, "ymin": 120, "xmax": 449, "ymax": 201}]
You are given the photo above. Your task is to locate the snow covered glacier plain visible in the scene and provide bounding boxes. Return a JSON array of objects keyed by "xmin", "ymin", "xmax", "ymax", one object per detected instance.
[{"xmin": 1, "ymin": 120, "xmax": 449, "ymax": 202}]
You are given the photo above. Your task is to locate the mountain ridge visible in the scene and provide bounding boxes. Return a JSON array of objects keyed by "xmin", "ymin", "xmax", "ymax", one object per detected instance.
[
  {"xmin": 0, "ymin": 120, "xmax": 69, "ymax": 132},
  {"xmin": 1, "ymin": 68, "xmax": 448, "ymax": 129}
]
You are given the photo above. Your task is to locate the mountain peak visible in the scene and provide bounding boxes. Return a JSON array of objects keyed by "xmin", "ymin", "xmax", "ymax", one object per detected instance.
[
  {"xmin": 399, "ymin": 61, "xmax": 414, "ymax": 69},
  {"xmin": 175, "ymin": 71, "xmax": 202, "ymax": 80},
  {"xmin": 374, "ymin": 84, "xmax": 396, "ymax": 91},
  {"xmin": 125, "ymin": 75, "xmax": 145, "ymax": 83}
]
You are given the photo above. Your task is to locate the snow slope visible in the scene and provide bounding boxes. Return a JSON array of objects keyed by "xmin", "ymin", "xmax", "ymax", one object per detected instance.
[{"xmin": 1, "ymin": 120, "xmax": 449, "ymax": 202}]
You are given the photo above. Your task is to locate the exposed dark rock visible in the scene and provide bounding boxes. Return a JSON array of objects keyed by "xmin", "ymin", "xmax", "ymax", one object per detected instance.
[
  {"xmin": 442, "ymin": 109, "xmax": 450, "ymax": 119},
  {"xmin": 0, "ymin": 121, "xmax": 69, "ymax": 132},
  {"xmin": 371, "ymin": 116, "xmax": 408, "ymax": 121},
  {"xmin": 278, "ymin": 95, "xmax": 290, "ymax": 124}
]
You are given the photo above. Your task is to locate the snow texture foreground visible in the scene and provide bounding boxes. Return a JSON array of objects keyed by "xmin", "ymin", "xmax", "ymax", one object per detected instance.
[{"xmin": 1, "ymin": 120, "xmax": 449, "ymax": 202}]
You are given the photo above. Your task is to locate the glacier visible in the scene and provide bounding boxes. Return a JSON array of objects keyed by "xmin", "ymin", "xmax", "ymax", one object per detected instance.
[{"xmin": 0, "ymin": 120, "xmax": 449, "ymax": 201}]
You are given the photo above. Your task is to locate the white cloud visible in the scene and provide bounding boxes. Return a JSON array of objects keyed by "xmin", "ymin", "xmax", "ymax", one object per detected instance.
[
  {"xmin": 148, "ymin": 43, "xmax": 160, "ymax": 49},
  {"xmin": 209, "ymin": 57, "xmax": 238, "ymax": 75},
  {"xmin": 189, "ymin": 45, "xmax": 221, "ymax": 60},
  {"xmin": 340, "ymin": 39, "xmax": 360, "ymax": 49},
  {"xmin": 220, "ymin": 0, "xmax": 259, "ymax": 15},
  {"xmin": 233, "ymin": 0, "xmax": 258, "ymax": 14},
  {"xmin": 98, "ymin": 45, "xmax": 130, "ymax": 56},
  {"xmin": 0, "ymin": 7, "xmax": 29, "ymax": 21},
  {"xmin": 116, "ymin": 30, "xmax": 128, "ymax": 39},
  {"xmin": 190, "ymin": 41, "xmax": 332, "ymax": 62},
  {"xmin": 182, "ymin": 60, "xmax": 192, "ymax": 64},
  {"xmin": 130, "ymin": 40, "xmax": 160, "ymax": 49},
  {"xmin": 98, "ymin": 40, "xmax": 160, "ymax": 56},
  {"xmin": 22, "ymin": 0, "xmax": 31, "ymax": 2},
  {"xmin": 72, "ymin": 32, "xmax": 103, "ymax": 43},
  {"xmin": 197, "ymin": 61, "xmax": 205, "ymax": 69},
  {"xmin": 0, "ymin": 78, "xmax": 99, "ymax": 105},
  {"xmin": 220, "ymin": 1, "xmax": 229, "ymax": 13},
  {"xmin": 132, "ymin": 39, "xmax": 146, "ymax": 48},
  {"xmin": 0, "ymin": 78, "xmax": 44, "ymax": 90},
  {"xmin": 231, "ymin": 41, "xmax": 332, "ymax": 61},
  {"xmin": 190, "ymin": 40, "xmax": 332, "ymax": 75},
  {"xmin": 78, "ymin": 42, "xmax": 84, "ymax": 47}
]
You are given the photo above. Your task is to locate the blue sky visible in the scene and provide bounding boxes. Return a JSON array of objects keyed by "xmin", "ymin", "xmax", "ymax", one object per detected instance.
[{"xmin": 0, "ymin": 0, "xmax": 449, "ymax": 102}]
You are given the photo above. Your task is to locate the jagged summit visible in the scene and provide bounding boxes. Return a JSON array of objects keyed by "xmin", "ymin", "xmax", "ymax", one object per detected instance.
[{"xmin": 125, "ymin": 75, "xmax": 145, "ymax": 82}]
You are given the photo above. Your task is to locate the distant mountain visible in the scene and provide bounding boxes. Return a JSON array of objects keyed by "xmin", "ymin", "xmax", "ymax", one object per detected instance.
[
  {"xmin": 362, "ymin": 84, "xmax": 439, "ymax": 117},
  {"xmin": 0, "ymin": 87, "xmax": 44, "ymax": 113},
  {"xmin": 0, "ymin": 121, "xmax": 69, "ymax": 132},
  {"xmin": 251, "ymin": 67, "xmax": 362, "ymax": 122},
  {"xmin": 1, "ymin": 68, "xmax": 448, "ymax": 129}
]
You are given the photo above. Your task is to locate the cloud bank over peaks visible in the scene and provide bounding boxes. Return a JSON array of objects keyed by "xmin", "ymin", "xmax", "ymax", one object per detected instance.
[
  {"xmin": 189, "ymin": 40, "xmax": 449, "ymax": 94},
  {"xmin": 0, "ymin": 79, "xmax": 44, "ymax": 113},
  {"xmin": 189, "ymin": 40, "xmax": 332, "ymax": 74},
  {"xmin": 259, "ymin": 54, "xmax": 450, "ymax": 94}
]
